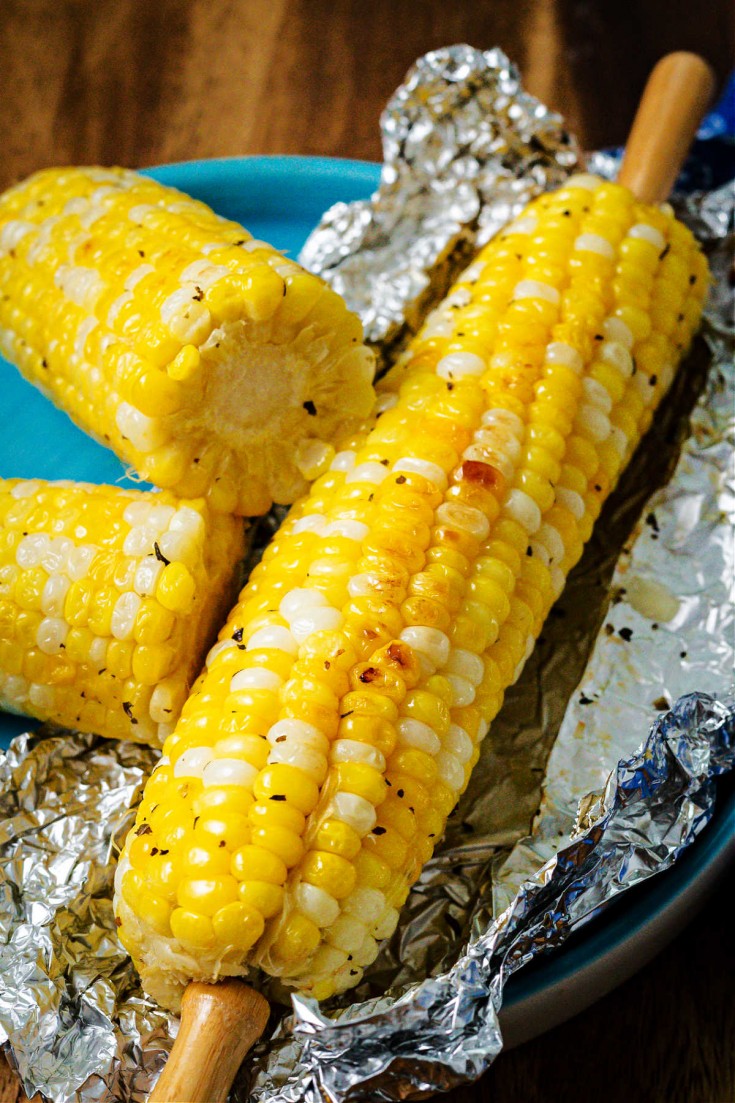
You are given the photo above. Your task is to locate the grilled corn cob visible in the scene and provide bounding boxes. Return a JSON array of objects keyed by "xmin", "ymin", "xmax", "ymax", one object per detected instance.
[
  {"xmin": 0, "ymin": 477, "xmax": 245, "ymax": 744},
  {"xmin": 114, "ymin": 175, "xmax": 708, "ymax": 1009},
  {"xmin": 0, "ymin": 167, "xmax": 375, "ymax": 515}
]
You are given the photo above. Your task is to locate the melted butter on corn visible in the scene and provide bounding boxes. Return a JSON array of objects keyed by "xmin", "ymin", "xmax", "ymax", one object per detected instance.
[
  {"xmin": 0, "ymin": 167, "xmax": 375, "ymax": 516},
  {"xmin": 114, "ymin": 177, "xmax": 708, "ymax": 1009}
]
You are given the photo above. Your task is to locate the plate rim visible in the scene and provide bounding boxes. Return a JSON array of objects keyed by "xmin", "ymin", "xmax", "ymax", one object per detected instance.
[{"xmin": 1, "ymin": 152, "xmax": 732, "ymax": 1039}]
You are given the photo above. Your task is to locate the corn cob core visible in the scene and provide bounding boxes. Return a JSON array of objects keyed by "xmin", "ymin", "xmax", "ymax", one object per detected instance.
[
  {"xmin": 0, "ymin": 478, "xmax": 245, "ymax": 744},
  {"xmin": 0, "ymin": 167, "xmax": 375, "ymax": 516},
  {"xmin": 114, "ymin": 176, "xmax": 708, "ymax": 1010}
]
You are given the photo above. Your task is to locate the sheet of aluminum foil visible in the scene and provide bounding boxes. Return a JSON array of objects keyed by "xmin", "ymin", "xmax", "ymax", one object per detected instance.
[
  {"xmin": 1, "ymin": 50, "xmax": 734, "ymax": 1103},
  {"xmin": 299, "ymin": 45, "xmax": 580, "ymax": 363}
]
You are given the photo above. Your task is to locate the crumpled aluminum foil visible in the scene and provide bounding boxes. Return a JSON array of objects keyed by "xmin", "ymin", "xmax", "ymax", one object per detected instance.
[
  {"xmin": 299, "ymin": 45, "xmax": 580, "ymax": 362},
  {"xmin": 1, "ymin": 48, "xmax": 734, "ymax": 1103}
]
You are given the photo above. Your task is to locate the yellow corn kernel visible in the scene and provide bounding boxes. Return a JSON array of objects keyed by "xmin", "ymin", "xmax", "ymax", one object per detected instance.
[
  {"xmin": 271, "ymin": 912, "xmax": 321, "ymax": 964},
  {"xmin": 253, "ymin": 765, "xmax": 319, "ymax": 814},
  {"xmin": 314, "ymin": 819, "xmax": 363, "ymax": 859},
  {"xmin": 157, "ymin": 562, "xmax": 196, "ymax": 614},
  {"xmin": 250, "ymin": 824, "xmax": 304, "ymax": 867},
  {"xmin": 170, "ymin": 909, "xmax": 216, "ymax": 948},
  {"xmin": 0, "ymin": 167, "xmax": 374, "ymax": 516},
  {"xmin": 231, "ymin": 845, "xmax": 287, "ymax": 885},
  {"xmin": 237, "ymin": 880, "xmax": 284, "ymax": 918},
  {"xmin": 211, "ymin": 902, "xmax": 264, "ymax": 951},
  {"xmin": 335, "ymin": 763, "xmax": 388, "ymax": 806},
  {"xmin": 301, "ymin": 851, "xmax": 357, "ymax": 899},
  {"xmin": 113, "ymin": 177, "xmax": 705, "ymax": 1009}
]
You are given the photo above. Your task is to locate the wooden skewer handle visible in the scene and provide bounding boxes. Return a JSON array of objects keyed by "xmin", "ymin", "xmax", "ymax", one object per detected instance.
[
  {"xmin": 618, "ymin": 51, "xmax": 715, "ymax": 203},
  {"xmin": 149, "ymin": 980, "xmax": 270, "ymax": 1103}
]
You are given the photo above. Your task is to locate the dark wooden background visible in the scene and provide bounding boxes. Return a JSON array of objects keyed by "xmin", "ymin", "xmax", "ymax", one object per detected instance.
[{"xmin": 0, "ymin": 1, "xmax": 733, "ymax": 1100}]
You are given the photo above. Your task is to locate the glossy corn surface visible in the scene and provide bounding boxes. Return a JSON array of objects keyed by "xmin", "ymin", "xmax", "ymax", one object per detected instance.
[
  {"xmin": 0, "ymin": 167, "xmax": 375, "ymax": 515},
  {"xmin": 0, "ymin": 477, "xmax": 245, "ymax": 744},
  {"xmin": 114, "ymin": 176, "xmax": 708, "ymax": 1009}
]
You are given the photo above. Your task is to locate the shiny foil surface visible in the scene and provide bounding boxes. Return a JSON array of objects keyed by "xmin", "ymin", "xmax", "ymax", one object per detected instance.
[
  {"xmin": 1, "ymin": 51, "xmax": 734, "ymax": 1103},
  {"xmin": 299, "ymin": 45, "xmax": 580, "ymax": 363}
]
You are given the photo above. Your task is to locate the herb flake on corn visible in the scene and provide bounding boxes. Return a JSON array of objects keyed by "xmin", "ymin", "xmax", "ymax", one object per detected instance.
[
  {"xmin": 114, "ymin": 175, "xmax": 708, "ymax": 1009},
  {"xmin": 0, "ymin": 167, "xmax": 375, "ymax": 515},
  {"xmin": 0, "ymin": 477, "xmax": 245, "ymax": 743}
]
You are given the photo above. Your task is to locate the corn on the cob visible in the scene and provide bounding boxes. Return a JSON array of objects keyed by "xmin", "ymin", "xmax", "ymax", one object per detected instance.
[
  {"xmin": 114, "ymin": 175, "xmax": 708, "ymax": 1009},
  {"xmin": 0, "ymin": 477, "xmax": 245, "ymax": 744},
  {"xmin": 0, "ymin": 167, "xmax": 375, "ymax": 516}
]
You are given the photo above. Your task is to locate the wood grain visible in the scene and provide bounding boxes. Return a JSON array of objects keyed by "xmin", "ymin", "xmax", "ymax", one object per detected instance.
[
  {"xmin": 149, "ymin": 982, "xmax": 270, "ymax": 1103},
  {"xmin": 0, "ymin": 1, "xmax": 733, "ymax": 1101}
]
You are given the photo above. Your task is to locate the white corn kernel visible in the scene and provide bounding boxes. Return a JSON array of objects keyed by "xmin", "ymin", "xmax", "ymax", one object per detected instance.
[
  {"xmin": 296, "ymin": 883, "xmax": 340, "ymax": 927},
  {"xmin": 600, "ymin": 340, "xmax": 634, "ymax": 377},
  {"xmin": 343, "ymin": 887, "xmax": 385, "ymax": 926},
  {"xmin": 513, "ymin": 279, "xmax": 560, "ymax": 304},
  {"xmin": 399, "ymin": 627, "xmax": 450, "ymax": 670},
  {"xmin": 289, "ymin": 605, "xmax": 343, "ymax": 643},
  {"xmin": 436, "ymin": 352, "xmax": 486, "ymax": 380},
  {"xmin": 536, "ymin": 523, "xmax": 565, "ymax": 563},
  {"xmin": 327, "ymin": 913, "xmax": 366, "ymax": 953},
  {"xmin": 480, "ymin": 408, "xmax": 524, "ymax": 436},
  {"xmin": 330, "ymin": 739, "xmax": 386, "ymax": 772},
  {"xmin": 230, "ymin": 668, "xmax": 282, "ymax": 692},
  {"xmin": 544, "ymin": 342, "xmax": 584, "ymax": 373},
  {"xmin": 446, "ymin": 649, "xmax": 484, "ymax": 686},
  {"xmin": 291, "ymin": 514, "xmax": 326, "ymax": 535},
  {"xmin": 504, "ymin": 489, "xmax": 542, "ymax": 534},
  {"xmin": 576, "ymin": 404, "xmax": 611, "ymax": 443},
  {"xmin": 331, "ymin": 792, "xmax": 377, "ymax": 834},
  {"xmin": 245, "ymin": 625, "xmax": 299, "ymax": 655},
  {"xmin": 345, "ymin": 462, "xmax": 390, "ymax": 486},
  {"xmin": 267, "ymin": 719, "xmax": 329, "ymax": 755},
  {"xmin": 628, "ymin": 223, "xmax": 666, "ymax": 250},
  {"xmin": 555, "ymin": 487, "xmax": 586, "ymax": 519},
  {"xmin": 602, "ymin": 316, "xmax": 634, "ymax": 349},
  {"xmin": 36, "ymin": 617, "xmax": 69, "ymax": 655},
  {"xmin": 174, "ymin": 747, "xmax": 213, "ymax": 779},
  {"xmin": 111, "ymin": 591, "xmax": 142, "ymax": 640},
  {"xmin": 134, "ymin": 556, "xmax": 165, "ymax": 596},
  {"xmin": 115, "ymin": 402, "xmax": 168, "ymax": 454},
  {"xmin": 202, "ymin": 758, "xmax": 258, "ymax": 789},
  {"xmin": 446, "ymin": 723, "xmax": 473, "ymax": 763},
  {"xmin": 435, "ymin": 501, "xmax": 490, "ymax": 541},
  {"xmin": 279, "ymin": 587, "xmax": 328, "ymax": 621},
  {"xmin": 446, "ymin": 674, "xmax": 476, "ymax": 707},
  {"xmin": 392, "ymin": 456, "xmax": 447, "ymax": 490},
  {"xmin": 321, "ymin": 519, "xmax": 369, "ymax": 541},
  {"xmin": 329, "ymin": 450, "xmax": 357, "ymax": 472},
  {"xmin": 574, "ymin": 233, "xmax": 615, "ymax": 258},
  {"xmin": 396, "ymin": 717, "xmax": 441, "ymax": 756},
  {"xmin": 436, "ymin": 750, "xmax": 465, "ymax": 791},
  {"xmin": 268, "ymin": 743, "xmax": 327, "ymax": 782},
  {"xmin": 40, "ymin": 575, "xmax": 71, "ymax": 617}
]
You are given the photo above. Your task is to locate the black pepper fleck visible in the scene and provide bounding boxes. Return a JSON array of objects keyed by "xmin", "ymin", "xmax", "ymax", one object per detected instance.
[{"xmin": 154, "ymin": 542, "xmax": 170, "ymax": 565}]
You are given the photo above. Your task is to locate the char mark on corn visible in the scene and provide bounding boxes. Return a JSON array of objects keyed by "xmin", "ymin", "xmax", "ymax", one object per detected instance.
[{"xmin": 113, "ymin": 175, "xmax": 708, "ymax": 1008}]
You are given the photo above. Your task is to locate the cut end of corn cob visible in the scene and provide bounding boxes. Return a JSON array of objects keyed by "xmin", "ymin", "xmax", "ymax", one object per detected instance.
[
  {"xmin": 0, "ymin": 477, "xmax": 245, "ymax": 744},
  {"xmin": 114, "ymin": 175, "xmax": 708, "ymax": 1009},
  {"xmin": 0, "ymin": 167, "xmax": 376, "ymax": 516}
]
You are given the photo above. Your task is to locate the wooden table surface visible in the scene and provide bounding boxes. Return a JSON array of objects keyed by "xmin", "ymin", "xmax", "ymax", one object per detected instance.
[{"xmin": 0, "ymin": 1, "xmax": 733, "ymax": 1101}]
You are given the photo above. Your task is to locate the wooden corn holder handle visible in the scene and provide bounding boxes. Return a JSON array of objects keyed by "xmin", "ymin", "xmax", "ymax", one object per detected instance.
[
  {"xmin": 146, "ymin": 49, "xmax": 717, "ymax": 1103},
  {"xmin": 149, "ymin": 980, "xmax": 270, "ymax": 1103},
  {"xmin": 618, "ymin": 51, "xmax": 715, "ymax": 202}
]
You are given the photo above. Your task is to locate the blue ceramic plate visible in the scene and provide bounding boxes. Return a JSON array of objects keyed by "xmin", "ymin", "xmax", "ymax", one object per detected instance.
[{"xmin": 1, "ymin": 156, "xmax": 733, "ymax": 1041}]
